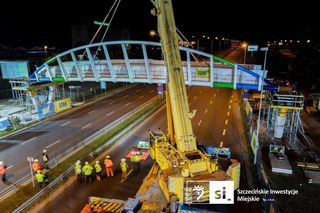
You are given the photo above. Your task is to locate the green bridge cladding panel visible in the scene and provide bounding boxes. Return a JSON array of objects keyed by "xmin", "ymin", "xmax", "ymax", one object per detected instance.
[{"xmin": 30, "ymin": 40, "xmax": 275, "ymax": 90}]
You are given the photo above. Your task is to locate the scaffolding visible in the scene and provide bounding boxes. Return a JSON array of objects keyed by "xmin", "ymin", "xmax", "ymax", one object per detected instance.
[
  {"xmin": 265, "ymin": 91, "xmax": 304, "ymax": 145},
  {"xmin": 9, "ymin": 80, "xmax": 66, "ymax": 113}
]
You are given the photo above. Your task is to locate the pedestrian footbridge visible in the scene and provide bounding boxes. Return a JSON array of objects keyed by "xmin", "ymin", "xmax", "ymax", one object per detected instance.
[{"xmin": 29, "ymin": 40, "xmax": 277, "ymax": 91}]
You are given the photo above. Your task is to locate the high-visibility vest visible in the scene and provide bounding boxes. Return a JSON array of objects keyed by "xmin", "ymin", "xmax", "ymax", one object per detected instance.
[
  {"xmin": 120, "ymin": 162, "xmax": 128, "ymax": 172},
  {"xmin": 0, "ymin": 165, "xmax": 5, "ymax": 175},
  {"xmin": 32, "ymin": 162, "xmax": 41, "ymax": 171},
  {"xmin": 104, "ymin": 159, "xmax": 113, "ymax": 168},
  {"xmin": 95, "ymin": 163, "xmax": 102, "ymax": 173},
  {"xmin": 36, "ymin": 173, "xmax": 45, "ymax": 183},
  {"xmin": 82, "ymin": 165, "xmax": 93, "ymax": 176},
  {"xmin": 131, "ymin": 154, "xmax": 142, "ymax": 163},
  {"xmin": 74, "ymin": 164, "xmax": 82, "ymax": 175},
  {"xmin": 43, "ymin": 153, "xmax": 49, "ymax": 162}
]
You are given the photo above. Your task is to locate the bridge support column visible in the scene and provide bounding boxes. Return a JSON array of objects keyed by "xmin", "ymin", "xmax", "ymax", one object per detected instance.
[{"xmin": 233, "ymin": 64, "xmax": 238, "ymax": 89}]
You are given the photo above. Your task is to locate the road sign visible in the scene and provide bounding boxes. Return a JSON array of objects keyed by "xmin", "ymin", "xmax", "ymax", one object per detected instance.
[
  {"xmin": 260, "ymin": 47, "xmax": 268, "ymax": 51},
  {"xmin": 247, "ymin": 45, "xmax": 258, "ymax": 51},
  {"xmin": 157, "ymin": 83, "xmax": 163, "ymax": 94}
]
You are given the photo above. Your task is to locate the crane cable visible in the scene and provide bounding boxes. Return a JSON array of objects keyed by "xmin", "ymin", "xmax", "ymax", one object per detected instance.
[
  {"xmin": 89, "ymin": 0, "xmax": 120, "ymax": 45},
  {"xmin": 176, "ymin": 28, "xmax": 206, "ymax": 65},
  {"xmin": 80, "ymin": 0, "xmax": 121, "ymax": 60},
  {"xmin": 94, "ymin": 0, "xmax": 122, "ymax": 58}
]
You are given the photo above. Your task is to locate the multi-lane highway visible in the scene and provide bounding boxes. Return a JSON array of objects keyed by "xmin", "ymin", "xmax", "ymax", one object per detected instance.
[
  {"xmin": 32, "ymin": 84, "xmax": 255, "ymax": 213},
  {"xmin": 0, "ymin": 84, "xmax": 158, "ymax": 193}
]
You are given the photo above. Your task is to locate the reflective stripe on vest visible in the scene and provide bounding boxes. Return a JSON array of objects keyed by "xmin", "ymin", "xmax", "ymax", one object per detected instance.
[
  {"xmin": 74, "ymin": 164, "xmax": 82, "ymax": 174},
  {"xmin": 36, "ymin": 173, "xmax": 45, "ymax": 182},
  {"xmin": 0, "ymin": 165, "xmax": 5, "ymax": 175},
  {"xmin": 95, "ymin": 164, "xmax": 102, "ymax": 173},
  {"xmin": 120, "ymin": 162, "xmax": 127, "ymax": 172},
  {"xmin": 104, "ymin": 159, "xmax": 113, "ymax": 168},
  {"xmin": 43, "ymin": 154, "xmax": 49, "ymax": 162},
  {"xmin": 82, "ymin": 165, "xmax": 93, "ymax": 176}
]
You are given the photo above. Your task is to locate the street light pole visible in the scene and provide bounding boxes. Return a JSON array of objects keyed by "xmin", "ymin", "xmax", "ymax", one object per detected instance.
[
  {"xmin": 243, "ymin": 44, "xmax": 247, "ymax": 64},
  {"xmin": 44, "ymin": 45, "xmax": 48, "ymax": 59},
  {"xmin": 254, "ymin": 47, "xmax": 268, "ymax": 165}
]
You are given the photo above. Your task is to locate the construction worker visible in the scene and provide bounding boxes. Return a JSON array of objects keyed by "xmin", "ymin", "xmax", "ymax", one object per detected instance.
[
  {"xmin": 0, "ymin": 161, "xmax": 7, "ymax": 183},
  {"xmin": 94, "ymin": 161, "xmax": 102, "ymax": 181},
  {"xmin": 104, "ymin": 155, "xmax": 114, "ymax": 178},
  {"xmin": 120, "ymin": 158, "xmax": 129, "ymax": 181},
  {"xmin": 82, "ymin": 162, "xmax": 93, "ymax": 183},
  {"xmin": 32, "ymin": 159, "xmax": 41, "ymax": 173},
  {"xmin": 74, "ymin": 160, "xmax": 82, "ymax": 184},
  {"xmin": 35, "ymin": 170, "xmax": 45, "ymax": 189},
  {"xmin": 42, "ymin": 150, "xmax": 49, "ymax": 169},
  {"xmin": 130, "ymin": 151, "xmax": 142, "ymax": 175}
]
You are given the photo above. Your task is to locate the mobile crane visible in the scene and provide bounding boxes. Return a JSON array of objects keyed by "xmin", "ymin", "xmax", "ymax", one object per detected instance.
[
  {"xmin": 140, "ymin": 0, "xmax": 240, "ymax": 208},
  {"xmin": 82, "ymin": 1, "xmax": 240, "ymax": 212}
]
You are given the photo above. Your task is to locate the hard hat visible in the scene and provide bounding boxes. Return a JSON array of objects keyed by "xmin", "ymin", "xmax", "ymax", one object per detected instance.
[
  {"xmin": 37, "ymin": 170, "xmax": 41, "ymax": 173},
  {"xmin": 96, "ymin": 161, "xmax": 99, "ymax": 164},
  {"xmin": 76, "ymin": 160, "xmax": 81, "ymax": 164},
  {"xmin": 106, "ymin": 155, "xmax": 110, "ymax": 159},
  {"xmin": 121, "ymin": 158, "xmax": 126, "ymax": 162},
  {"xmin": 0, "ymin": 161, "xmax": 3, "ymax": 165},
  {"xmin": 34, "ymin": 159, "xmax": 39, "ymax": 162},
  {"xmin": 85, "ymin": 162, "xmax": 89, "ymax": 165},
  {"xmin": 43, "ymin": 150, "xmax": 47, "ymax": 153}
]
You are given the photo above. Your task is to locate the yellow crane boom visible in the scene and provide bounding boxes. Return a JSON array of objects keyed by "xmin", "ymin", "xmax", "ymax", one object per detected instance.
[{"xmin": 154, "ymin": 0, "xmax": 197, "ymax": 153}]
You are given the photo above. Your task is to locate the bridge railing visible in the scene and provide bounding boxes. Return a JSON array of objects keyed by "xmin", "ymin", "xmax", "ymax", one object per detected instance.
[{"xmin": 30, "ymin": 40, "xmax": 276, "ymax": 90}]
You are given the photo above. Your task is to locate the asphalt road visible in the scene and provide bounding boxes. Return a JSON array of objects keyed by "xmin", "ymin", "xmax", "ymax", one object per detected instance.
[
  {"xmin": 33, "ymin": 85, "xmax": 256, "ymax": 213},
  {"xmin": 0, "ymin": 84, "xmax": 157, "ymax": 193}
]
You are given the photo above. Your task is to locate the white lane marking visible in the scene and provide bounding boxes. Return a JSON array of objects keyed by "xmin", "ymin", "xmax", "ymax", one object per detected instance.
[
  {"xmin": 194, "ymin": 96, "xmax": 198, "ymax": 100},
  {"xmin": 82, "ymin": 123, "xmax": 92, "ymax": 129},
  {"xmin": 225, "ymin": 119, "xmax": 228, "ymax": 125},
  {"xmin": 227, "ymin": 111, "xmax": 230, "ymax": 116},
  {"xmin": 88, "ymin": 110, "xmax": 96, "ymax": 114},
  {"xmin": 124, "ymin": 102, "xmax": 131, "ymax": 107},
  {"xmin": 46, "ymin": 139, "xmax": 61, "ymax": 149},
  {"xmin": 21, "ymin": 137, "xmax": 37, "ymax": 145},
  {"xmin": 229, "ymin": 105, "xmax": 231, "ymax": 109},
  {"xmin": 60, "ymin": 121, "xmax": 71, "ymax": 127},
  {"xmin": 214, "ymin": 94, "xmax": 216, "ymax": 98},
  {"xmin": 108, "ymin": 101, "xmax": 115, "ymax": 105},
  {"xmin": 124, "ymin": 95, "xmax": 129, "ymax": 98},
  {"xmin": 205, "ymin": 109, "xmax": 208, "ymax": 114},
  {"xmin": 6, "ymin": 165, "xmax": 13, "ymax": 170},
  {"xmin": 230, "ymin": 100, "xmax": 233, "ymax": 103},
  {"xmin": 210, "ymin": 100, "xmax": 213, "ymax": 105},
  {"xmin": 222, "ymin": 129, "xmax": 226, "ymax": 136},
  {"xmin": 106, "ymin": 111, "xmax": 114, "ymax": 116},
  {"xmin": 220, "ymin": 141, "xmax": 224, "ymax": 147},
  {"xmin": 198, "ymin": 120, "xmax": 202, "ymax": 126},
  {"xmin": 139, "ymin": 95, "xmax": 144, "ymax": 99}
]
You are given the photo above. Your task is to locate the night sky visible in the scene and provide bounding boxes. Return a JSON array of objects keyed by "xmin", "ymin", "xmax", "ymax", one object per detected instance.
[{"xmin": 0, "ymin": 0, "xmax": 318, "ymax": 49}]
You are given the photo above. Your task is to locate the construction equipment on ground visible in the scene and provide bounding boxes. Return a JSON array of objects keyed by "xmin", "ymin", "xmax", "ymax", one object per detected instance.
[{"xmin": 132, "ymin": 0, "xmax": 240, "ymax": 211}]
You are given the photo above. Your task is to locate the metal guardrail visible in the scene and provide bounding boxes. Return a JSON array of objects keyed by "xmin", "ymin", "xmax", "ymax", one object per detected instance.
[
  {"xmin": 12, "ymin": 96, "xmax": 159, "ymax": 212},
  {"xmin": 0, "ymin": 96, "xmax": 158, "ymax": 201}
]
